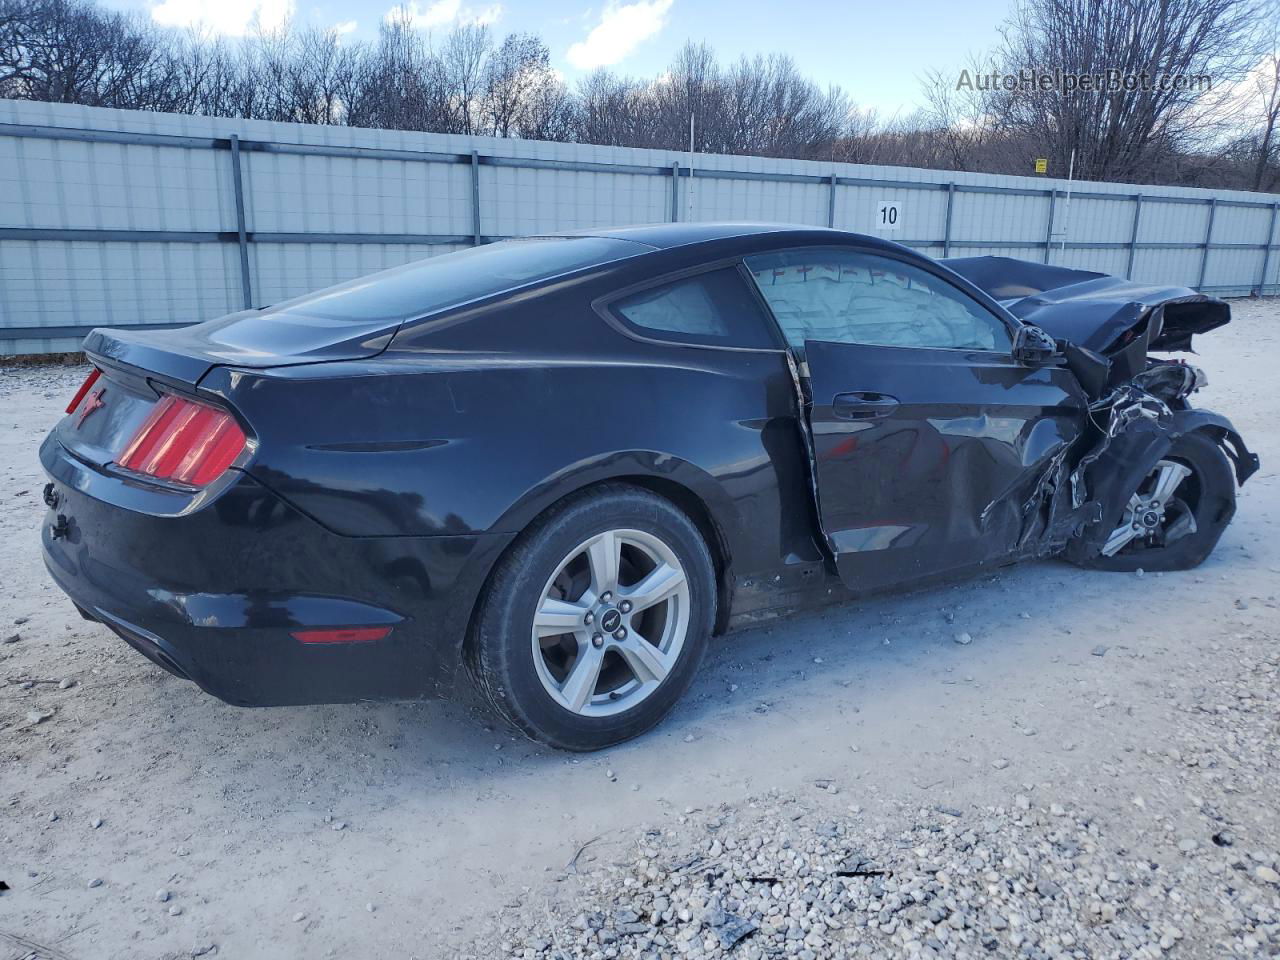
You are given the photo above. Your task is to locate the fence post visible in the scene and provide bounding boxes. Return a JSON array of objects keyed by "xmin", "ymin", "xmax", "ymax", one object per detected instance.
[
  {"xmin": 1042, "ymin": 189, "xmax": 1057, "ymax": 264},
  {"xmin": 670, "ymin": 162, "xmax": 681, "ymax": 222},
  {"xmin": 1197, "ymin": 198, "xmax": 1217, "ymax": 291},
  {"xmin": 942, "ymin": 182, "xmax": 956, "ymax": 257},
  {"xmin": 1258, "ymin": 202, "xmax": 1279, "ymax": 296},
  {"xmin": 827, "ymin": 174, "xmax": 838, "ymax": 228},
  {"xmin": 1126, "ymin": 194, "xmax": 1143, "ymax": 279},
  {"xmin": 228, "ymin": 134, "xmax": 253, "ymax": 310},
  {"xmin": 470, "ymin": 150, "xmax": 482, "ymax": 245}
]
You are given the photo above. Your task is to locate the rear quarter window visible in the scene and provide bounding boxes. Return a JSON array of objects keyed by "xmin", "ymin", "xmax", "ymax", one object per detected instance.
[{"xmin": 608, "ymin": 268, "xmax": 779, "ymax": 349}]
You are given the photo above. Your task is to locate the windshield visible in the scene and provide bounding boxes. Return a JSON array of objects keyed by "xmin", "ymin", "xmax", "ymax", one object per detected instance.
[{"xmin": 262, "ymin": 236, "xmax": 650, "ymax": 323}]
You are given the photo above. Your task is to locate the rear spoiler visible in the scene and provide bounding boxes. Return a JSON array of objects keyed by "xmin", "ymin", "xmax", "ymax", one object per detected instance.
[
  {"xmin": 81, "ymin": 309, "xmax": 398, "ymax": 387},
  {"xmin": 84, "ymin": 327, "xmax": 225, "ymax": 387}
]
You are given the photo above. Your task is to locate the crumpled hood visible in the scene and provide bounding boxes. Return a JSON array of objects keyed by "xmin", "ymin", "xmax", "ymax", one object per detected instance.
[{"xmin": 941, "ymin": 256, "xmax": 1230, "ymax": 353}]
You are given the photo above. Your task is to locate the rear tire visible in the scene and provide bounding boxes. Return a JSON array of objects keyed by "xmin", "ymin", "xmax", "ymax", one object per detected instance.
[
  {"xmin": 1076, "ymin": 431, "xmax": 1236, "ymax": 572},
  {"xmin": 468, "ymin": 484, "xmax": 716, "ymax": 751}
]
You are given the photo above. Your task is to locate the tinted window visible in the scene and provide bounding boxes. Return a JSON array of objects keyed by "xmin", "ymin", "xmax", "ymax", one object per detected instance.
[
  {"xmin": 265, "ymin": 237, "xmax": 648, "ymax": 323},
  {"xmin": 611, "ymin": 268, "xmax": 778, "ymax": 349},
  {"xmin": 745, "ymin": 249, "xmax": 1011, "ymax": 352}
]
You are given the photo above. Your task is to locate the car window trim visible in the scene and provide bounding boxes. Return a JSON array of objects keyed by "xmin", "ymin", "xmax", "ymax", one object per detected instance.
[
  {"xmin": 743, "ymin": 243, "xmax": 1021, "ymax": 355},
  {"xmin": 593, "ymin": 257, "xmax": 789, "ymax": 354}
]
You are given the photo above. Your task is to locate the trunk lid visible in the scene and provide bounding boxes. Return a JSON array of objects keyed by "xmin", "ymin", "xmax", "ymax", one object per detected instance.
[
  {"xmin": 63, "ymin": 309, "xmax": 391, "ymax": 471},
  {"xmin": 83, "ymin": 309, "xmax": 397, "ymax": 386},
  {"xmin": 55, "ymin": 361, "xmax": 171, "ymax": 471}
]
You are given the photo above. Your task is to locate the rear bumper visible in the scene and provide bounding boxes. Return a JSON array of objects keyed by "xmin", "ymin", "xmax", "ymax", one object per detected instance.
[{"xmin": 39, "ymin": 434, "xmax": 512, "ymax": 706}]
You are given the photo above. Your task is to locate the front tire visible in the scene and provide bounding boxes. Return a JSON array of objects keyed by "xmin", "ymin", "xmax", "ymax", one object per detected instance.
[
  {"xmin": 468, "ymin": 484, "xmax": 716, "ymax": 751},
  {"xmin": 1076, "ymin": 431, "xmax": 1236, "ymax": 572}
]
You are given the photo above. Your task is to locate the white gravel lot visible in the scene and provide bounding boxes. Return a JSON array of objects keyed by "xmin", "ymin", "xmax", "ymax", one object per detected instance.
[{"xmin": 1, "ymin": 298, "xmax": 1278, "ymax": 960}]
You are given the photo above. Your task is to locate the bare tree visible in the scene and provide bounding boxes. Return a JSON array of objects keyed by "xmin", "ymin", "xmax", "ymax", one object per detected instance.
[
  {"xmin": 0, "ymin": 0, "xmax": 183, "ymax": 109},
  {"xmin": 917, "ymin": 54, "xmax": 1025, "ymax": 171},
  {"xmin": 572, "ymin": 44, "xmax": 853, "ymax": 158},
  {"xmin": 2, "ymin": 0, "xmax": 1278, "ymax": 193},
  {"xmin": 714, "ymin": 53, "xmax": 854, "ymax": 158},
  {"xmin": 1235, "ymin": 15, "xmax": 1280, "ymax": 189},
  {"xmin": 348, "ymin": 13, "xmax": 452, "ymax": 132},
  {"xmin": 996, "ymin": 0, "xmax": 1265, "ymax": 182},
  {"xmin": 440, "ymin": 22, "xmax": 489, "ymax": 134},
  {"xmin": 653, "ymin": 41, "xmax": 723, "ymax": 150},
  {"xmin": 576, "ymin": 70, "xmax": 656, "ymax": 147},
  {"xmin": 1249, "ymin": 50, "xmax": 1280, "ymax": 188},
  {"xmin": 483, "ymin": 33, "xmax": 554, "ymax": 137},
  {"xmin": 517, "ymin": 74, "xmax": 576, "ymax": 141}
]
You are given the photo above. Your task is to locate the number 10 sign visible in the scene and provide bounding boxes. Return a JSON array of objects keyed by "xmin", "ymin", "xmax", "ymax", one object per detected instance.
[{"xmin": 875, "ymin": 199, "xmax": 902, "ymax": 232}]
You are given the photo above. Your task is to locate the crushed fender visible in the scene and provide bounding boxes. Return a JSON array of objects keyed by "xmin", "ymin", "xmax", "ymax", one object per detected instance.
[
  {"xmin": 787, "ymin": 255, "xmax": 1258, "ymax": 580},
  {"xmin": 1062, "ymin": 361, "xmax": 1257, "ymax": 563},
  {"xmin": 946, "ymin": 257, "xmax": 1258, "ymax": 566}
]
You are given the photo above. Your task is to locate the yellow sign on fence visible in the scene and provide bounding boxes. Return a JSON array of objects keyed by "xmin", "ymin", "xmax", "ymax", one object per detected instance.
[{"xmin": 1034, "ymin": 158, "xmax": 1048, "ymax": 174}]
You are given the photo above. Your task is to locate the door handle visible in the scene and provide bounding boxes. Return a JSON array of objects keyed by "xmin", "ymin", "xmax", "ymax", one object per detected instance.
[{"xmin": 832, "ymin": 391, "xmax": 899, "ymax": 419}]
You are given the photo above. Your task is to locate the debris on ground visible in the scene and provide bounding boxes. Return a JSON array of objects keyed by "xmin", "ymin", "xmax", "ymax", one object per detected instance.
[
  {"xmin": 479, "ymin": 777, "xmax": 1280, "ymax": 960},
  {"xmin": 468, "ymin": 644, "xmax": 1280, "ymax": 959}
]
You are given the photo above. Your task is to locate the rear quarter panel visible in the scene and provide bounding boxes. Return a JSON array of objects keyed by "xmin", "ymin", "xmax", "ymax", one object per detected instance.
[{"xmin": 196, "ymin": 290, "xmax": 816, "ymax": 585}]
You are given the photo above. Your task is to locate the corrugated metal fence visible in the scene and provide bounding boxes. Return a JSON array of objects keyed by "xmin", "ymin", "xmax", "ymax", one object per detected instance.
[{"xmin": 2, "ymin": 99, "xmax": 1278, "ymax": 355}]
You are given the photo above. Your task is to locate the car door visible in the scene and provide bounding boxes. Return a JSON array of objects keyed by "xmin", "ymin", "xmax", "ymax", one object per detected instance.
[{"xmin": 745, "ymin": 247, "xmax": 1087, "ymax": 593}]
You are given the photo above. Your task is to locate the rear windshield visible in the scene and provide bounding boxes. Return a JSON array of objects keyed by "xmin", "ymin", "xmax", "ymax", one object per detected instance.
[{"xmin": 262, "ymin": 237, "xmax": 649, "ymax": 323}]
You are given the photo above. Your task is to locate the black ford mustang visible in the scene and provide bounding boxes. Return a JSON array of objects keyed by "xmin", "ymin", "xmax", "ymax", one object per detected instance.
[{"xmin": 40, "ymin": 224, "xmax": 1258, "ymax": 750}]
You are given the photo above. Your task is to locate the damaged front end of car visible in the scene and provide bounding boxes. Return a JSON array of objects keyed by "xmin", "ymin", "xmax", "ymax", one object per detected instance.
[{"xmin": 946, "ymin": 257, "xmax": 1260, "ymax": 570}]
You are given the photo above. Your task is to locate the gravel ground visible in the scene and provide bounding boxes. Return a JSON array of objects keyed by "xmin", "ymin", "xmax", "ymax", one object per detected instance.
[
  {"xmin": 1, "ymin": 298, "xmax": 1278, "ymax": 959},
  {"xmin": 476, "ymin": 633, "xmax": 1280, "ymax": 960}
]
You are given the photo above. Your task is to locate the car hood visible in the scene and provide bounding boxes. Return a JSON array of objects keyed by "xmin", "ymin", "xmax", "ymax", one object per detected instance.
[{"xmin": 941, "ymin": 256, "xmax": 1230, "ymax": 353}]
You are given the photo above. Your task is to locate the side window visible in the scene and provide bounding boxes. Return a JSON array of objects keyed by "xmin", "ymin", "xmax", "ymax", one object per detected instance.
[
  {"xmin": 609, "ymin": 267, "xmax": 778, "ymax": 349},
  {"xmin": 744, "ymin": 249, "xmax": 1012, "ymax": 352}
]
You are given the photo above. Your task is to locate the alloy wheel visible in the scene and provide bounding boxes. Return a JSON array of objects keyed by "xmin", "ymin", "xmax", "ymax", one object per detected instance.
[
  {"xmin": 530, "ymin": 528, "xmax": 690, "ymax": 717},
  {"xmin": 1100, "ymin": 458, "xmax": 1198, "ymax": 557}
]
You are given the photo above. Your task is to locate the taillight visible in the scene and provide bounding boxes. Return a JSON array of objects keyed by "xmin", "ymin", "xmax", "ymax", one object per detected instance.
[
  {"xmin": 65, "ymin": 368, "xmax": 102, "ymax": 414},
  {"xmin": 117, "ymin": 394, "xmax": 247, "ymax": 487}
]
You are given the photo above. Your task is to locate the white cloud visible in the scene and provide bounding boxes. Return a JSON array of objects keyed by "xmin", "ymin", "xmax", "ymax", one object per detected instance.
[
  {"xmin": 466, "ymin": 4, "xmax": 502, "ymax": 25},
  {"xmin": 332, "ymin": 18, "xmax": 358, "ymax": 34},
  {"xmin": 151, "ymin": 0, "xmax": 293, "ymax": 35},
  {"xmin": 566, "ymin": 0, "xmax": 673, "ymax": 70},
  {"xmin": 385, "ymin": 0, "xmax": 459, "ymax": 28},
  {"xmin": 1199, "ymin": 53, "xmax": 1279, "ymax": 133},
  {"xmin": 384, "ymin": 0, "xmax": 502, "ymax": 29}
]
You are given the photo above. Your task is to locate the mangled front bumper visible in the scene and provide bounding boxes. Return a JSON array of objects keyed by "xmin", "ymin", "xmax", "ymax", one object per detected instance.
[{"xmin": 1063, "ymin": 405, "xmax": 1258, "ymax": 563}]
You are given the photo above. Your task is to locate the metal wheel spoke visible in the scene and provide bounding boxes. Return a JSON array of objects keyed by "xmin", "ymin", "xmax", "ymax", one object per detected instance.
[
  {"xmin": 619, "ymin": 562, "xmax": 685, "ymax": 613},
  {"xmin": 586, "ymin": 531, "xmax": 621, "ymax": 593},
  {"xmin": 559, "ymin": 643, "xmax": 605, "ymax": 712},
  {"xmin": 615, "ymin": 636, "xmax": 673, "ymax": 684},
  {"xmin": 534, "ymin": 597, "xmax": 587, "ymax": 636},
  {"xmin": 1101, "ymin": 523, "xmax": 1140, "ymax": 557},
  {"xmin": 1165, "ymin": 501, "xmax": 1198, "ymax": 543},
  {"xmin": 1149, "ymin": 461, "xmax": 1191, "ymax": 506},
  {"xmin": 532, "ymin": 526, "xmax": 691, "ymax": 718}
]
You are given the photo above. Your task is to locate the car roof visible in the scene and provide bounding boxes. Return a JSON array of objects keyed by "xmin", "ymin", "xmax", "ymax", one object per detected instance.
[{"xmin": 553, "ymin": 222, "xmax": 901, "ymax": 253}]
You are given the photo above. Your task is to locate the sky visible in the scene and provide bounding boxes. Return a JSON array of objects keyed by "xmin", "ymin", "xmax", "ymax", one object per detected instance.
[{"xmin": 102, "ymin": 0, "xmax": 1018, "ymax": 115}]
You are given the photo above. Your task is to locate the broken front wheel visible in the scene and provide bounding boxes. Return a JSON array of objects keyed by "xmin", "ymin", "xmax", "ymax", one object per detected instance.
[{"xmin": 1075, "ymin": 431, "xmax": 1237, "ymax": 573}]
